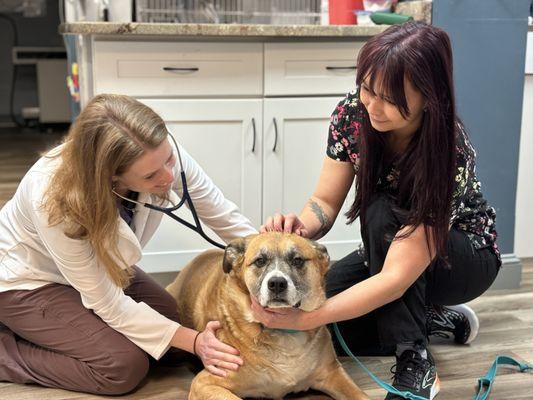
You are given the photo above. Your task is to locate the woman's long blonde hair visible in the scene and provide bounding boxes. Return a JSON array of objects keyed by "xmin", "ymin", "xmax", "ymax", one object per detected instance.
[{"xmin": 44, "ymin": 94, "xmax": 168, "ymax": 288}]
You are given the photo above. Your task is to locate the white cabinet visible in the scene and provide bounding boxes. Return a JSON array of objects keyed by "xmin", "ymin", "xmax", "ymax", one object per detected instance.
[
  {"xmin": 263, "ymin": 98, "xmax": 360, "ymax": 261},
  {"xmin": 90, "ymin": 39, "xmax": 365, "ymax": 272}
]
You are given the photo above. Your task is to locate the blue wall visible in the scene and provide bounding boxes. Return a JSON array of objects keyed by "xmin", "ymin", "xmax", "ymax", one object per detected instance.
[{"xmin": 433, "ymin": 0, "xmax": 530, "ymax": 254}]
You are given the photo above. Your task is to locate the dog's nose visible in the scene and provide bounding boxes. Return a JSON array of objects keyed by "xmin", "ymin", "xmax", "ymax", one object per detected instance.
[{"xmin": 267, "ymin": 276, "xmax": 288, "ymax": 294}]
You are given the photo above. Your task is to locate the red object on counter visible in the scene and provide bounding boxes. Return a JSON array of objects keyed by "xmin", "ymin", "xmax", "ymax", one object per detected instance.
[{"xmin": 329, "ymin": 0, "xmax": 364, "ymax": 25}]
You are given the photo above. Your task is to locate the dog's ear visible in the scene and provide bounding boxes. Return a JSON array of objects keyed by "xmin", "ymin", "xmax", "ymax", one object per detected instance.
[
  {"xmin": 223, "ymin": 237, "xmax": 248, "ymax": 273},
  {"xmin": 310, "ymin": 241, "xmax": 330, "ymax": 272},
  {"xmin": 311, "ymin": 241, "xmax": 330, "ymax": 262}
]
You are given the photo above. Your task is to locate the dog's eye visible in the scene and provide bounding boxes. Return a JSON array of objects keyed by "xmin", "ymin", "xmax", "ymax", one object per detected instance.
[
  {"xmin": 290, "ymin": 257, "xmax": 305, "ymax": 268},
  {"xmin": 254, "ymin": 257, "xmax": 267, "ymax": 268}
]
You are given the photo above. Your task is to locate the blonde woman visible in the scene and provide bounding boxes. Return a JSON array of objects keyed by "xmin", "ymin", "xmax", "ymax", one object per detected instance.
[{"xmin": 0, "ymin": 94, "xmax": 255, "ymax": 395}]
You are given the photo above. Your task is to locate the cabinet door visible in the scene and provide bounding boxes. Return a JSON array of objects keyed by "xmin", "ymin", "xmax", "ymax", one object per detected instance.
[
  {"xmin": 138, "ymin": 99, "xmax": 263, "ymax": 272},
  {"xmin": 263, "ymin": 97, "xmax": 361, "ymax": 261}
]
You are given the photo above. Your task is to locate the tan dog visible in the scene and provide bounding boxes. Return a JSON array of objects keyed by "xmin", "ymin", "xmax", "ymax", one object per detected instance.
[{"xmin": 166, "ymin": 232, "xmax": 369, "ymax": 400}]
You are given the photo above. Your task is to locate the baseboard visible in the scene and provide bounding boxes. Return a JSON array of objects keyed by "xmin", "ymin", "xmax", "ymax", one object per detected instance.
[
  {"xmin": 139, "ymin": 250, "xmax": 206, "ymax": 273},
  {"xmin": 489, "ymin": 253, "xmax": 522, "ymax": 290},
  {"xmin": 149, "ymin": 271, "xmax": 179, "ymax": 288}
]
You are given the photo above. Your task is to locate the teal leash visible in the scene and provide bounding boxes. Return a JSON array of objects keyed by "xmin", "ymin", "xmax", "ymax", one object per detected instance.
[
  {"xmin": 332, "ymin": 323, "xmax": 429, "ymax": 400},
  {"xmin": 333, "ymin": 323, "xmax": 533, "ymax": 400},
  {"xmin": 473, "ymin": 355, "xmax": 533, "ymax": 400}
]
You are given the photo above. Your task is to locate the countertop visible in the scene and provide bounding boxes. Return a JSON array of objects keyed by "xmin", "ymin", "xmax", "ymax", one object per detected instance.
[
  {"xmin": 59, "ymin": 22, "xmax": 391, "ymax": 38},
  {"xmin": 59, "ymin": 0, "xmax": 431, "ymax": 38}
]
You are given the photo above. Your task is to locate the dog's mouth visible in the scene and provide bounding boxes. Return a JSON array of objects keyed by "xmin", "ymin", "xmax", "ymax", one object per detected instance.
[{"xmin": 265, "ymin": 298, "xmax": 302, "ymax": 309}]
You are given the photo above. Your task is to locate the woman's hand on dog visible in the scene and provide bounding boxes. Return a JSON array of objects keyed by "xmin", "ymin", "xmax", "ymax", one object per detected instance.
[
  {"xmin": 195, "ymin": 321, "xmax": 244, "ymax": 377},
  {"xmin": 260, "ymin": 213, "xmax": 309, "ymax": 237},
  {"xmin": 250, "ymin": 296, "xmax": 316, "ymax": 331}
]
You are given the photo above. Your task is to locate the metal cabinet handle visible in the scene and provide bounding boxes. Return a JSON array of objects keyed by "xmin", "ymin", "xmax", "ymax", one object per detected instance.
[
  {"xmin": 162, "ymin": 67, "xmax": 199, "ymax": 72},
  {"xmin": 272, "ymin": 118, "xmax": 278, "ymax": 152},
  {"xmin": 251, "ymin": 118, "xmax": 256, "ymax": 153},
  {"xmin": 325, "ymin": 66, "xmax": 357, "ymax": 71}
]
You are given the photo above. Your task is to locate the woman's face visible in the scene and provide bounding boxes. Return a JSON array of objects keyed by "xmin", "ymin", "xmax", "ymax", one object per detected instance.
[
  {"xmin": 359, "ymin": 75, "xmax": 426, "ymax": 137},
  {"xmin": 113, "ymin": 139, "xmax": 176, "ymax": 195}
]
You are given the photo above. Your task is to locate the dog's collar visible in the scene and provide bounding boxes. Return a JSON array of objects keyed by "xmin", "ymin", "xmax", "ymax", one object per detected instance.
[
  {"xmin": 275, "ymin": 329, "xmax": 300, "ymax": 334},
  {"xmin": 263, "ymin": 326, "xmax": 300, "ymax": 334}
]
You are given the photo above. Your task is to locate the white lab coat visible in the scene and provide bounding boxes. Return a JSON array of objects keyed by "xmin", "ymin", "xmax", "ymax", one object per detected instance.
[{"xmin": 0, "ymin": 141, "xmax": 257, "ymax": 359}]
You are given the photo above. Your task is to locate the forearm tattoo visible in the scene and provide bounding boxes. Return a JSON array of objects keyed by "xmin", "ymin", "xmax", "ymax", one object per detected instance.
[{"xmin": 308, "ymin": 199, "xmax": 332, "ymax": 239}]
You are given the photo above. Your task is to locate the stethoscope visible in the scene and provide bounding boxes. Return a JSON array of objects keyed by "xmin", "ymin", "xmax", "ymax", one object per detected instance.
[{"xmin": 112, "ymin": 132, "xmax": 226, "ymax": 250}]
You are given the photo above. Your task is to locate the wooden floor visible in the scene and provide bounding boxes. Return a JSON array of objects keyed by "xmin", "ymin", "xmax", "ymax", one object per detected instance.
[
  {"xmin": 1, "ymin": 130, "xmax": 532, "ymax": 399},
  {"xmin": 0, "ymin": 128, "xmax": 63, "ymax": 208}
]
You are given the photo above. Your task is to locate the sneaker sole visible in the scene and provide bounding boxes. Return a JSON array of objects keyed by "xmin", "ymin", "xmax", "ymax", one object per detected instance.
[
  {"xmin": 430, "ymin": 374, "xmax": 441, "ymax": 399},
  {"xmin": 448, "ymin": 304, "xmax": 479, "ymax": 344}
]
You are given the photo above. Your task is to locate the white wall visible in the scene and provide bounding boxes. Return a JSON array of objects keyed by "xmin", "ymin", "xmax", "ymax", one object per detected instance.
[{"xmin": 515, "ymin": 31, "xmax": 533, "ymax": 258}]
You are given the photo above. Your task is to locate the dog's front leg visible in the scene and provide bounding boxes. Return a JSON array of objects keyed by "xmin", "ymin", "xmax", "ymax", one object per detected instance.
[
  {"xmin": 311, "ymin": 362, "xmax": 370, "ymax": 400},
  {"xmin": 189, "ymin": 371, "xmax": 242, "ymax": 400}
]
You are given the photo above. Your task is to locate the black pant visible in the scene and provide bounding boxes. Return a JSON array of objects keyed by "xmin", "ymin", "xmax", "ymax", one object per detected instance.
[{"xmin": 326, "ymin": 194, "xmax": 500, "ymax": 356}]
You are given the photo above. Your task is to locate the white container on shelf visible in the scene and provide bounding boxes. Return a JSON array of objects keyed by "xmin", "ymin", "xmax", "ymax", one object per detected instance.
[
  {"xmin": 64, "ymin": 0, "xmax": 104, "ymax": 22},
  {"xmin": 108, "ymin": 0, "xmax": 132, "ymax": 22},
  {"xmin": 320, "ymin": 0, "xmax": 329, "ymax": 25},
  {"xmin": 85, "ymin": 0, "xmax": 105, "ymax": 21},
  {"xmin": 363, "ymin": 0, "xmax": 392, "ymax": 12}
]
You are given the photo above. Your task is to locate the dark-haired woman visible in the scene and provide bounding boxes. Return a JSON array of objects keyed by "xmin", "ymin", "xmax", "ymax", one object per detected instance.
[{"xmin": 252, "ymin": 21, "xmax": 500, "ymax": 399}]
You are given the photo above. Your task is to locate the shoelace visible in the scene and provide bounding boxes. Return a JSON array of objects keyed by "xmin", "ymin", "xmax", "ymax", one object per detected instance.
[{"xmin": 390, "ymin": 352, "xmax": 425, "ymax": 390}]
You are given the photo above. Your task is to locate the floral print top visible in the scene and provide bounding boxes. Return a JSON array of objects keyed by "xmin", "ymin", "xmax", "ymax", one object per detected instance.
[{"xmin": 326, "ymin": 90, "xmax": 500, "ymax": 263}]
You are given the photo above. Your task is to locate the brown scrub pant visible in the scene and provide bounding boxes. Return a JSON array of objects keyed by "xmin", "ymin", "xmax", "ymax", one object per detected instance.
[{"xmin": 0, "ymin": 266, "xmax": 189, "ymax": 395}]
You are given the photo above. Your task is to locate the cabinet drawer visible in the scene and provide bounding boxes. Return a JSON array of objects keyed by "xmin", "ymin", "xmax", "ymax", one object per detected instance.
[
  {"xmin": 93, "ymin": 41, "xmax": 263, "ymax": 97},
  {"xmin": 264, "ymin": 42, "xmax": 364, "ymax": 96}
]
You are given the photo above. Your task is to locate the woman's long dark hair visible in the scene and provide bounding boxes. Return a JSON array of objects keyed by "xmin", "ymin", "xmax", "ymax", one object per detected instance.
[{"xmin": 347, "ymin": 21, "xmax": 457, "ymax": 263}]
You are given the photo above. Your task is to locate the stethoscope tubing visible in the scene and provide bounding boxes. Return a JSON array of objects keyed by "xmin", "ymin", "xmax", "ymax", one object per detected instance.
[{"xmin": 112, "ymin": 132, "xmax": 226, "ymax": 250}]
